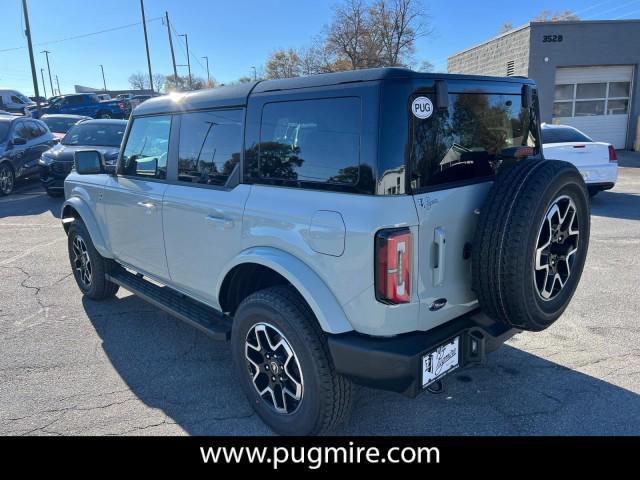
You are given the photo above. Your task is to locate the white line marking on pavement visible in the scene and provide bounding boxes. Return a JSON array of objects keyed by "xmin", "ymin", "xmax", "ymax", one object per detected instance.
[{"xmin": 0, "ymin": 238, "xmax": 65, "ymax": 266}]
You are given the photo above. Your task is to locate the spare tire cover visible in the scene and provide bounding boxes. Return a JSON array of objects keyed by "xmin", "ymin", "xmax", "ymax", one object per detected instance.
[{"xmin": 472, "ymin": 159, "xmax": 590, "ymax": 331}]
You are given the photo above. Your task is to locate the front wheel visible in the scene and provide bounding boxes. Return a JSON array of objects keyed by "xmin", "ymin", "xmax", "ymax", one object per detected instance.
[
  {"xmin": 231, "ymin": 286, "xmax": 353, "ymax": 436},
  {"xmin": 0, "ymin": 163, "xmax": 15, "ymax": 196},
  {"xmin": 67, "ymin": 219, "xmax": 119, "ymax": 300}
]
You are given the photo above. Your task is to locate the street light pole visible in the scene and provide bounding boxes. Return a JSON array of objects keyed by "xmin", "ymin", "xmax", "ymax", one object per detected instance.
[
  {"xmin": 179, "ymin": 34, "xmax": 192, "ymax": 89},
  {"xmin": 251, "ymin": 66, "xmax": 257, "ymax": 81},
  {"xmin": 99, "ymin": 64, "xmax": 107, "ymax": 91},
  {"xmin": 41, "ymin": 50, "xmax": 54, "ymax": 96},
  {"xmin": 139, "ymin": 0, "xmax": 154, "ymax": 94},
  {"xmin": 55, "ymin": 75, "xmax": 61, "ymax": 96},
  {"xmin": 40, "ymin": 69, "xmax": 47, "ymax": 98},
  {"xmin": 202, "ymin": 56, "xmax": 210, "ymax": 85}
]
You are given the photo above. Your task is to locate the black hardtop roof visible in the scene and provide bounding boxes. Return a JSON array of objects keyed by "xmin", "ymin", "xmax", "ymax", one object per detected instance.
[{"xmin": 134, "ymin": 67, "xmax": 535, "ymax": 116}]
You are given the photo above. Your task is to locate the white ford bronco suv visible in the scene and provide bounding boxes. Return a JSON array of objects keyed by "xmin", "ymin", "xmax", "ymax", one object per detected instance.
[{"xmin": 62, "ymin": 68, "xmax": 590, "ymax": 435}]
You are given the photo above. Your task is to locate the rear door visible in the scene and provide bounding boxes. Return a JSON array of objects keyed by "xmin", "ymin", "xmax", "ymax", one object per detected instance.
[
  {"xmin": 162, "ymin": 109, "xmax": 250, "ymax": 307},
  {"xmin": 409, "ymin": 83, "xmax": 540, "ymax": 329}
]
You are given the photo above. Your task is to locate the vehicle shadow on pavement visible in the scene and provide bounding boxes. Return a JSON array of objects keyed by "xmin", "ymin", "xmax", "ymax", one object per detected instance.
[
  {"xmin": 83, "ymin": 294, "xmax": 640, "ymax": 436},
  {"xmin": 590, "ymin": 191, "xmax": 640, "ymax": 221},
  {"xmin": 0, "ymin": 181, "xmax": 63, "ymax": 219}
]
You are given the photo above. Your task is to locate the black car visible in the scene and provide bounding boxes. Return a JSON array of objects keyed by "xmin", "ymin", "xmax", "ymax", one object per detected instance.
[
  {"xmin": 40, "ymin": 114, "xmax": 91, "ymax": 142},
  {"xmin": 0, "ymin": 116, "xmax": 56, "ymax": 196},
  {"xmin": 39, "ymin": 119, "xmax": 126, "ymax": 196}
]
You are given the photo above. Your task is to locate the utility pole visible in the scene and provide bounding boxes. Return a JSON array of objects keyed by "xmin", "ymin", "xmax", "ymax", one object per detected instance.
[
  {"xmin": 179, "ymin": 34, "xmax": 192, "ymax": 89},
  {"xmin": 202, "ymin": 56, "xmax": 210, "ymax": 85},
  {"xmin": 140, "ymin": 0, "xmax": 154, "ymax": 94},
  {"xmin": 22, "ymin": 0, "xmax": 41, "ymax": 112},
  {"xmin": 41, "ymin": 50, "xmax": 54, "ymax": 96},
  {"xmin": 55, "ymin": 75, "xmax": 61, "ymax": 96},
  {"xmin": 99, "ymin": 64, "xmax": 107, "ymax": 91},
  {"xmin": 251, "ymin": 66, "xmax": 257, "ymax": 81},
  {"xmin": 165, "ymin": 11, "xmax": 178, "ymax": 85},
  {"xmin": 40, "ymin": 69, "xmax": 47, "ymax": 98}
]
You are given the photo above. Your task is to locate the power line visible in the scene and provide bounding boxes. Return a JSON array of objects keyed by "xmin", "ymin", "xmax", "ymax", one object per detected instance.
[
  {"xmin": 0, "ymin": 17, "xmax": 162, "ymax": 54},
  {"xmin": 168, "ymin": 19, "xmax": 208, "ymax": 75},
  {"xmin": 613, "ymin": 7, "xmax": 640, "ymax": 18},
  {"xmin": 583, "ymin": 0, "xmax": 640, "ymax": 18}
]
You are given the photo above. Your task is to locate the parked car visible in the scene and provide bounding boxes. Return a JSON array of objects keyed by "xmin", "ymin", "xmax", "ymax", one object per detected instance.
[
  {"xmin": 0, "ymin": 89, "xmax": 36, "ymax": 115},
  {"xmin": 129, "ymin": 95, "xmax": 153, "ymax": 110},
  {"xmin": 542, "ymin": 123, "xmax": 618, "ymax": 197},
  {"xmin": 43, "ymin": 93, "xmax": 129, "ymax": 119},
  {"xmin": 40, "ymin": 119, "xmax": 126, "ymax": 197},
  {"xmin": 61, "ymin": 68, "xmax": 590, "ymax": 435},
  {"xmin": 40, "ymin": 114, "xmax": 91, "ymax": 142},
  {"xmin": 0, "ymin": 116, "xmax": 55, "ymax": 195}
]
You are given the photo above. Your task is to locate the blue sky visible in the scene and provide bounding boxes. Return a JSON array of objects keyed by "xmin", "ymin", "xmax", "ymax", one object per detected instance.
[{"xmin": 2, "ymin": 0, "xmax": 640, "ymax": 96}]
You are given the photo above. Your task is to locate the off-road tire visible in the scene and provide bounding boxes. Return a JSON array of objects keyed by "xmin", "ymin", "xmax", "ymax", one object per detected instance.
[
  {"xmin": 67, "ymin": 219, "xmax": 119, "ymax": 300},
  {"xmin": 231, "ymin": 285, "xmax": 353, "ymax": 436},
  {"xmin": 472, "ymin": 159, "xmax": 590, "ymax": 331}
]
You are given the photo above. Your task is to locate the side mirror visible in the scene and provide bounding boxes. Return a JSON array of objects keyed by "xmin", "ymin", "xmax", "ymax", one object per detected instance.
[
  {"xmin": 74, "ymin": 150, "xmax": 104, "ymax": 175},
  {"xmin": 12, "ymin": 137, "xmax": 27, "ymax": 146}
]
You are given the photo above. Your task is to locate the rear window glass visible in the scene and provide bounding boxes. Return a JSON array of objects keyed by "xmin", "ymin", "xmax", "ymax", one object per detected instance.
[
  {"xmin": 43, "ymin": 117, "xmax": 82, "ymax": 134},
  {"xmin": 254, "ymin": 97, "xmax": 360, "ymax": 185},
  {"xmin": 178, "ymin": 109, "xmax": 243, "ymax": 186},
  {"xmin": 410, "ymin": 93, "xmax": 538, "ymax": 190},
  {"xmin": 542, "ymin": 127, "xmax": 592, "ymax": 144}
]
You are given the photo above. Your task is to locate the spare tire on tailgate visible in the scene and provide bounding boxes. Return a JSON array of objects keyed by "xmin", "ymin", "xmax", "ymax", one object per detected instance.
[{"xmin": 472, "ymin": 159, "xmax": 590, "ymax": 332}]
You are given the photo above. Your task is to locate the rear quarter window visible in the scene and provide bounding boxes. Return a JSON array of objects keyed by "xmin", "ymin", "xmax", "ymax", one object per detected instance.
[{"xmin": 251, "ymin": 97, "xmax": 361, "ymax": 186}]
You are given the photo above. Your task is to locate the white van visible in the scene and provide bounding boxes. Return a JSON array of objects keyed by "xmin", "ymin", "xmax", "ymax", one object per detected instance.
[{"xmin": 0, "ymin": 89, "xmax": 36, "ymax": 115}]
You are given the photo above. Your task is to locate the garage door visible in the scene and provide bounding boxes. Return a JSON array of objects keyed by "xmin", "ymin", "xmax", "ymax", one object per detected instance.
[{"xmin": 553, "ymin": 66, "xmax": 633, "ymax": 148}]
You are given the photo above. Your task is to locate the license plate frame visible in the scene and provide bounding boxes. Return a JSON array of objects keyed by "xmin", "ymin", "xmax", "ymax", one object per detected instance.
[{"xmin": 421, "ymin": 336, "xmax": 460, "ymax": 388}]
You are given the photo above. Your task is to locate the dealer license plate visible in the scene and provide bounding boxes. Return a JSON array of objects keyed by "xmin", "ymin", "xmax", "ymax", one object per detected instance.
[{"xmin": 422, "ymin": 337, "xmax": 460, "ymax": 387}]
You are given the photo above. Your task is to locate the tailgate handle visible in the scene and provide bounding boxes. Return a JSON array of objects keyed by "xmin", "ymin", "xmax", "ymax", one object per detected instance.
[{"xmin": 433, "ymin": 227, "xmax": 446, "ymax": 287}]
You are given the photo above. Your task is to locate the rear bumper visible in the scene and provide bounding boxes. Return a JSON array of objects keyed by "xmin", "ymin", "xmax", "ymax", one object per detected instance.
[{"xmin": 327, "ymin": 310, "xmax": 519, "ymax": 397}]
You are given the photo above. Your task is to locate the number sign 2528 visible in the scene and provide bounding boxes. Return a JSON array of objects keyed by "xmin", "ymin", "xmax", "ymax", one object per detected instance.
[{"xmin": 543, "ymin": 34, "xmax": 563, "ymax": 43}]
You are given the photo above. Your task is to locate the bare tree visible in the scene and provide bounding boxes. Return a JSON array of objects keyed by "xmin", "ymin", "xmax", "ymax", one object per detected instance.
[
  {"xmin": 128, "ymin": 72, "xmax": 147, "ymax": 90},
  {"xmin": 417, "ymin": 59, "xmax": 434, "ymax": 72},
  {"xmin": 369, "ymin": 0, "xmax": 430, "ymax": 67},
  {"xmin": 498, "ymin": 22, "xmax": 513, "ymax": 34},
  {"xmin": 326, "ymin": 0, "xmax": 370, "ymax": 69},
  {"xmin": 152, "ymin": 73, "xmax": 165, "ymax": 93},
  {"xmin": 265, "ymin": 49, "xmax": 302, "ymax": 79},
  {"xmin": 298, "ymin": 39, "xmax": 336, "ymax": 75},
  {"xmin": 533, "ymin": 10, "xmax": 579, "ymax": 22}
]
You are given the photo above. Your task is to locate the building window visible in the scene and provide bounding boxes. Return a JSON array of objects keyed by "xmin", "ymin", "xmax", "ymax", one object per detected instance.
[{"xmin": 553, "ymin": 81, "xmax": 630, "ymax": 118}]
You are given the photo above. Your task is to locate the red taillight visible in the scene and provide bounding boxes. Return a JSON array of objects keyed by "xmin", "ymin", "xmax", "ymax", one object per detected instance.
[
  {"xmin": 608, "ymin": 145, "xmax": 617, "ymax": 162},
  {"xmin": 375, "ymin": 228, "xmax": 411, "ymax": 304}
]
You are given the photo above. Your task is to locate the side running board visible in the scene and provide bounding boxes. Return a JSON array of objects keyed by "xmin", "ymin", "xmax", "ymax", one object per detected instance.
[{"xmin": 106, "ymin": 265, "xmax": 231, "ymax": 341}]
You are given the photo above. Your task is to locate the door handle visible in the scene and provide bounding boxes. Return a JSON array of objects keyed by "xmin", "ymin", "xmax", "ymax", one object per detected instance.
[
  {"xmin": 205, "ymin": 213, "xmax": 234, "ymax": 229},
  {"xmin": 433, "ymin": 227, "xmax": 446, "ymax": 287},
  {"xmin": 136, "ymin": 201, "xmax": 156, "ymax": 209}
]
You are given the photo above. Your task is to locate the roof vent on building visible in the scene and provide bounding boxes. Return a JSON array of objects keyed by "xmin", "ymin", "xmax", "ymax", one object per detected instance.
[{"xmin": 506, "ymin": 60, "xmax": 515, "ymax": 77}]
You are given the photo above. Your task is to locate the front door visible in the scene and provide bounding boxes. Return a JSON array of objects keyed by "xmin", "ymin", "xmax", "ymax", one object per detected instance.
[
  {"xmin": 103, "ymin": 115, "xmax": 172, "ymax": 281},
  {"xmin": 161, "ymin": 109, "xmax": 249, "ymax": 307}
]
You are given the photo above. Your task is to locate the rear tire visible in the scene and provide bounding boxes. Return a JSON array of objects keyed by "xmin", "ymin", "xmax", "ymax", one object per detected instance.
[
  {"xmin": 231, "ymin": 286, "xmax": 353, "ymax": 436},
  {"xmin": 472, "ymin": 160, "xmax": 590, "ymax": 331},
  {"xmin": 67, "ymin": 219, "xmax": 119, "ymax": 300}
]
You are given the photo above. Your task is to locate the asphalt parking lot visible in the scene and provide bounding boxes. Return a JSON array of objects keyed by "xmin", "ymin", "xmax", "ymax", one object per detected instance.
[{"xmin": 1, "ymin": 154, "xmax": 639, "ymax": 436}]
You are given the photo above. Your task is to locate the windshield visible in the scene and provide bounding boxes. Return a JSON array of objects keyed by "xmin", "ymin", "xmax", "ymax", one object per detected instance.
[
  {"xmin": 62, "ymin": 123, "xmax": 125, "ymax": 147},
  {"xmin": 409, "ymin": 92, "xmax": 539, "ymax": 191},
  {"xmin": 17, "ymin": 94, "xmax": 32, "ymax": 104},
  {"xmin": 542, "ymin": 127, "xmax": 592, "ymax": 144},
  {"xmin": 43, "ymin": 117, "xmax": 82, "ymax": 134}
]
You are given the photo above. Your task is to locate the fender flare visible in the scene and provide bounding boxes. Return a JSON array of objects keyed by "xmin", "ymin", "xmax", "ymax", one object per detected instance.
[
  {"xmin": 61, "ymin": 195, "xmax": 112, "ymax": 259},
  {"xmin": 217, "ymin": 247, "xmax": 354, "ymax": 334}
]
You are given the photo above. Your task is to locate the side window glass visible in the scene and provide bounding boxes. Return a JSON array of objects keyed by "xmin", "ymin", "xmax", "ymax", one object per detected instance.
[
  {"xmin": 26, "ymin": 121, "xmax": 42, "ymax": 139},
  {"xmin": 177, "ymin": 110, "xmax": 243, "ymax": 186},
  {"xmin": 120, "ymin": 115, "xmax": 171, "ymax": 179},
  {"xmin": 13, "ymin": 121, "xmax": 29, "ymax": 141},
  {"xmin": 254, "ymin": 97, "xmax": 361, "ymax": 185},
  {"xmin": 11, "ymin": 96, "xmax": 24, "ymax": 104}
]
